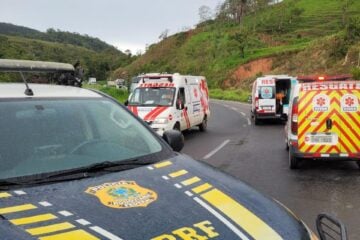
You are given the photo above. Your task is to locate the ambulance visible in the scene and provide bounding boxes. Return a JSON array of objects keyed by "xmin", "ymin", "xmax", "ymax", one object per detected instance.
[
  {"xmin": 126, "ymin": 73, "xmax": 210, "ymax": 136},
  {"xmin": 286, "ymin": 78, "xmax": 360, "ymax": 169},
  {"xmin": 251, "ymin": 75, "xmax": 297, "ymax": 125}
]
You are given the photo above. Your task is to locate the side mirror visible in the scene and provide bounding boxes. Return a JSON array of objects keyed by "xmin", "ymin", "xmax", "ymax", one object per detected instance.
[
  {"xmin": 124, "ymin": 100, "xmax": 129, "ymax": 106},
  {"xmin": 163, "ymin": 130, "xmax": 184, "ymax": 152},
  {"xmin": 247, "ymin": 96, "xmax": 252, "ymax": 103},
  {"xmin": 316, "ymin": 214, "xmax": 347, "ymax": 240}
]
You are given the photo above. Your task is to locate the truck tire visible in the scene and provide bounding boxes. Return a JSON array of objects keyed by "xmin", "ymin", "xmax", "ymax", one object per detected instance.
[
  {"xmin": 173, "ymin": 122, "xmax": 181, "ymax": 131},
  {"xmin": 356, "ymin": 161, "xmax": 360, "ymax": 169},
  {"xmin": 254, "ymin": 115, "xmax": 260, "ymax": 125},
  {"xmin": 198, "ymin": 116, "xmax": 207, "ymax": 132},
  {"xmin": 289, "ymin": 147, "xmax": 299, "ymax": 169}
]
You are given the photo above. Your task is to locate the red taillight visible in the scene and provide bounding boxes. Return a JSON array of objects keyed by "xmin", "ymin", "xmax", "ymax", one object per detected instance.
[
  {"xmin": 291, "ymin": 97, "xmax": 299, "ymax": 135},
  {"xmin": 255, "ymin": 97, "xmax": 259, "ymax": 110}
]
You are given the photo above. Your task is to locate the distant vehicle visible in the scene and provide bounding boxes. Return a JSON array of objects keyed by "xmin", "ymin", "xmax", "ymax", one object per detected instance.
[
  {"xmin": 251, "ymin": 75, "xmax": 297, "ymax": 125},
  {"xmin": 88, "ymin": 77, "xmax": 97, "ymax": 84},
  {"xmin": 126, "ymin": 73, "xmax": 210, "ymax": 136},
  {"xmin": 0, "ymin": 59, "xmax": 345, "ymax": 240},
  {"xmin": 286, "ymin": 78, "xmax": 360, "ymax": 169},
  {"xmin": 115, "ymin": 78, "xmax": 127, "ymax": 90},
  {"xmin": 130, "ymin": 75, "xmax": 142, "ymax": 92}
]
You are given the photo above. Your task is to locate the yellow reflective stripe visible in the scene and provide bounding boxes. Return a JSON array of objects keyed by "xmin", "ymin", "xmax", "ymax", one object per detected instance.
[
  {"xmin": 26, "ymin": 222, "xmax": 75, "ymax": 236},
  {"xmin": 169, "ymin": 170, "xmax": 188, "ymax": 178},
  {"xmin": 11, "ymin": 213, "xmax": 57, "ymax": 225},
  {"xmin": 0, "ymin": 204, "xmax": 37, "ymax": 214},
  {"xmin": 181, "ymin": 177, "xmax": 201, "ymax": 186},
  {"xmin": 39, "ymin": 229, "xmax": 100, "ymax": 240},
  {"xmin": 0, "ymin": 192, "xmax": 11, "ymax": 198},
  {"xmin": 154, "ymin": 161, "xmax": 172, "ymax": 168},
  {"xmin": 202, "ymin": 189, "xmax": 282, "ymax": 240},
  {"xmin": 192, "ymin": 183, "xmax": 212, "ymax": 194}
]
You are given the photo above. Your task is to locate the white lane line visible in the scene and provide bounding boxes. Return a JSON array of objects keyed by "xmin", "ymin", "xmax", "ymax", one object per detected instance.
[
  {"xmin": 174, "ymin": 183, "xmax": 182, "ymax": 189},
  {"xmin": 76, "ymin": 219, "xmax": 91, "ymax": 226},
  {"xmin": 14, "ymin": 190, "xmax": 27, "ymax": 195},
  {"xmin": 147, "ymin": 166, "xmax": 154, "ymax": 170},
  {"xmin": 185, "ymin": 191, "xmax": 193, "ymax": 197},
  {"xmin": 58, "ymin": 210, "xmax": 73, "ymax": 217},
  {"xmin": 90, "ymin": 226, "xmax": 123, "ymax": 240},
  {"xmin": 39, "ymin": 201, "xmax": 52, "ymax": 207},
  {"xmin": 240, "ymin": 112, "xmax": 246, "ymax": 117},
  {"xmin": 162, "ymin": 176, "xmax": 169, "ymax": 180},
  {"xmin": 203, "ymin": 140, "xmax": 230, "ymax": 160},
  {"xmin": 247, "ymin": 118, "xmax": 251, "ymax": 126},
  {"xmin": 231, "ymin": 107, "xmax": 237, "ymax": 111},
  {"xmin": 194, "ymin": 197, "xmax": 250, "ymax": 240}
]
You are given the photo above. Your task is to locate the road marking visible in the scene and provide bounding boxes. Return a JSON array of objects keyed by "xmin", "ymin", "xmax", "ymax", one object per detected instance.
[
  {"xmin": 162, "ymin": 176, "xmax": 169, "ymax": 180},
  {"xmin": 247, "ymin": 118, "xmax": 252, "ymax": 125},
  {"xmin": 240, "ymin": 112, "xmax": 246, "ymax": 117},
  {"xmin": 192, "ymin": 183, "xmax": 212, "ymax": 194},
  {"xmin": 231, "ymin": 107, "xmax": 237, "ymax": 111},
  {"xmin": 76, "ymin": 219, "xmax": 91, "ymax": 226},
  {"xmin": 0, "ymin": 204, "xmax": 37, "ymax": 214},
  {"xmin": 174, "ymin": 183, "xmax": 182, "ymax": 189},
  {"xmin": 147, "ymin": 166, "xmax": 154, "ymax": 170},
  {"xmin": 26, "ymin": 222, "xmax": 75, "ymax": 236},
  {"xmin": 58, "ymin": 211, "xmax": 73, "ymax": 217},
  {"xmin": 203, "ymin": 139, "xmax": 230, "ymax": 160},
  {"xmin": 90, "ymin": 226, "xmax": 123, "ymax": 240},
  {"xmin": 11, "ymin": 213, "xmax": 57, "ymax": 225},
  {"xmin": 169, "ymin": 169, "xmax": 188, "ymax": 178},
  {"xmin": 39, "ymin": 201, "xmax": 53, "ymax": 207},
  {"xmin": 14, "ymin": 190, "xmax": 27, "ymax": 195},
  {"xmin": 39, "ymin": 229, "xmax": 99, "ymax": 240},
  {"xmin": 181, "ymin": 177, "xmax": 201, "ymax": 186},
  {"xmin": 193, "ymin": 197, "xmax": 250, "ymax": 240}
]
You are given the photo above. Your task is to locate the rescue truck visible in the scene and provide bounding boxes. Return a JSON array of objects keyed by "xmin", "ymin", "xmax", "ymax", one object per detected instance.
[
  {"xmin": 251, "ymin": 75, "xmax": 297, "ymax": 125},
  {"xmin": 286, "ymin": 76, "xmax": 360, "ymax": 169},
  {"xmin": 126, "ymin": 73, "xmax": 210, "ymax": 136}
]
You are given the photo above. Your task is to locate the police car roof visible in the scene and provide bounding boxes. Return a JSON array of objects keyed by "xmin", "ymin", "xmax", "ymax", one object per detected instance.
[{"xmin": 0, "ymin": 83, "xmax": 102, "ymax": 98}]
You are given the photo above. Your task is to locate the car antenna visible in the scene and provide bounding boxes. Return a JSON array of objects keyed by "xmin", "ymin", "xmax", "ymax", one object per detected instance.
[{"xmin": 19, "ymin": 72, "xmax": 34, "ymax": 96}]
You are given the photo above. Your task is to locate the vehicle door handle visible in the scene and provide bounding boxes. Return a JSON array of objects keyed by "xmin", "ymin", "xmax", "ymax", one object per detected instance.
[{"xmin": 326, "ymin": 118, "xmax": 332, "ymax": 130}]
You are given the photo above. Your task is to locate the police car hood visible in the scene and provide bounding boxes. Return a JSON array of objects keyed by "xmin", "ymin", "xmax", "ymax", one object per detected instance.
[{"xmin": 0, "ymin": 155, "xmax": 310, "ymax": 240}]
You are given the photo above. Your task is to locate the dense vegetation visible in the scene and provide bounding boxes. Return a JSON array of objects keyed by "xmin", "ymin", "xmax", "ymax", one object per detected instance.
[
  {"xmin": 115, "ymin": 0, "xmax": 360, "ymax": 91},
  {"xmin": 0, "ymin": 23, "xmax": 135, "ymax": 81}
]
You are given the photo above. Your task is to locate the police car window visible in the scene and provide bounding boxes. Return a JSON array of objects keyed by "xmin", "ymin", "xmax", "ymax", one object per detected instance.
[
  {"xmin": 259, "ymin": 86, "xmax": 275, "ymax": 99},
  {"xmin": 0, "ymin": 99, "xmax": 163, "ymax": 180}
]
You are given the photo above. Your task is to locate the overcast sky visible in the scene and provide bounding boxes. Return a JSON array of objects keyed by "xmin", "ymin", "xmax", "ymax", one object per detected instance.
[{"xmin": 0, "ymin": 0, "xmax": 222, "ymax": 53}]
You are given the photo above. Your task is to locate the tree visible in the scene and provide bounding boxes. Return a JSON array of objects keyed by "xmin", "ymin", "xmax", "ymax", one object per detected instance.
[
  {"xmin": 159, "ymin": 29, "xmax": 170, "ymax": 40},
  {"xmin": 124, "ymin": 49, "xmax": 132, "ymax": 56},
  {"xmin": 198, "ymin": 5, "xmax": 213, "ymax": 23}
]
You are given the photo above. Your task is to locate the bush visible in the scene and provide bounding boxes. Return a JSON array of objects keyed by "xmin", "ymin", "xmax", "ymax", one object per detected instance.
[
  {"xmin": 351, "ymin": 68, "xmax": 360, "ymax": 79},
  {"xmin": 209, "ymin": 88, "xmax": 250, "ymax": 102}
]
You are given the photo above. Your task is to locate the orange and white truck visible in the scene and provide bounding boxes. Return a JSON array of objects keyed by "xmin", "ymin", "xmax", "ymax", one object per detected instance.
[
  {"xmin": 286, "ymin": 78, "xmax": 360, "ymax": 169},
  {"xmin": 126, "ymin": 73, "xmax": 210, "ymax": 136}
]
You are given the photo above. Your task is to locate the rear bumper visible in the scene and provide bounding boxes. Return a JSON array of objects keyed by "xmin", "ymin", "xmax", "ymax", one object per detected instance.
[
  {"xmin": 290, "ymin": 142, "xmax": 360, "ymax": 160},
  {"xmin": 255, "ymin": 112, "xmax": 287, "ymax": 120}
]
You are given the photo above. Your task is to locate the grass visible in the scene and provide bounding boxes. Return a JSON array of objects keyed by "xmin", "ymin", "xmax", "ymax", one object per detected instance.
[
  {"xmin": 210, "ymin": 88, "xmax": 251, "ymax": 102},
  {"xmin": 84, "ymin": 84, "xmax": 129, "ymax": 103}
]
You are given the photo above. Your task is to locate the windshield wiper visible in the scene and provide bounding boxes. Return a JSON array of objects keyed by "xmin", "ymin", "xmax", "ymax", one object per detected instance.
[{"xmin": 0, "ymin": 159, "xmax": 152, "ymax": 189}]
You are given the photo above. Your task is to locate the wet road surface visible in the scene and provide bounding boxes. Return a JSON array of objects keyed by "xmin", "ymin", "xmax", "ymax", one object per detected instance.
[{"xmin": 182, "ymin": 100, "xmax": 360, "ymax": 238}]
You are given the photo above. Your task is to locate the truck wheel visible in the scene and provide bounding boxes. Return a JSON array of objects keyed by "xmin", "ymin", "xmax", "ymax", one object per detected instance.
[
  {"xmin": 289, "ymin": 147, "xmax": 299, "ymax": 169},
  {"xmin": 254, "ymin": 115, "xmax": 260, "ymax": 125},
  {"xmin": 173, "ymin": 123, "xmax": 181, "ymax": 131},
  {"xmin": 286, "ymin": 142, "xmax": 289, "ymax": 151},
  {"xmin": 199, "ymin": 117, "xmax": 207, "ymax": 132},
  {"xmin": 356, "ymin": 161, "xmax": 360, "ymax": 169}
]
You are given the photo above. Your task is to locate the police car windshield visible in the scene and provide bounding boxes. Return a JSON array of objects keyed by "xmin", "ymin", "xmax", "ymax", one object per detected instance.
[
  {"xmin": 129, "ymin": 87, "xmax": 176, "ymax": 106},
  {"xmin": 0, "ymin": 98, "xmax": 166, "ymax": 180}
]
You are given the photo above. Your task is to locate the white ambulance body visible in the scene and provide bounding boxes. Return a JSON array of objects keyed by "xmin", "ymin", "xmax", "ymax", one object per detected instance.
[
  {"xmin": 127, "ymin": 73, "xmax": 210, "ymax": 136},
  {"xmin": 251, "ymin": 75, "xmax": 296, "ymax": 124}
]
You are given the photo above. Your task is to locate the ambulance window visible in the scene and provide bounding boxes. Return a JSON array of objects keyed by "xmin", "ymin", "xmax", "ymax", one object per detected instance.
[
  {"xmin": 259, "ymin": 86, "xmax": 275, "ymax": 99},
  {"xmin": 178, "ymin": 88, "xmax": 186, "ymax": 104}
]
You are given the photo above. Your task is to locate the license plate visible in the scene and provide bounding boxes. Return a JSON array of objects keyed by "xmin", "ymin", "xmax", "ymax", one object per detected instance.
[{"xmin": 305, "ymin": 133, "xmax": 338, "ymax": 145}]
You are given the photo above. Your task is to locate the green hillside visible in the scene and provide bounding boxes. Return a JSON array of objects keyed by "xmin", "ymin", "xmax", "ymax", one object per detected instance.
[
  {"xmin": 0, "ymin": 23, "xmax": 135, "ymax": 81},
  {"xmin": 115, "ymin": 0, "xmax": 360, "ymax": 89}
]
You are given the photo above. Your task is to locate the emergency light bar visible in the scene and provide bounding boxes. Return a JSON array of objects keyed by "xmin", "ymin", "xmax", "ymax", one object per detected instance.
[
  {"xmin": 141, "ymin": 75, "xmax": 173, "ymax": 83},
  {"xmin": 297, "ymin": 74, "xmax": 352, "ymax": 82}
]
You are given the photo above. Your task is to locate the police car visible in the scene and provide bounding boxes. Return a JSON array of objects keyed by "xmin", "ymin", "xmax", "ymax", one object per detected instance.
[{"xmin": 0, "ymin": 60, "xmax": 346, "ymax": 240}]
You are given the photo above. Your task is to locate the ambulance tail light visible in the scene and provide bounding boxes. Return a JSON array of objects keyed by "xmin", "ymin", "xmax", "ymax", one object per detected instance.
[
  {"xmin": 291, "ymin": 97, "xmax": 299, "ymax": 135},
  {"xmin": 255, "ymin": 97, "xmax": 259, "ymax": 110}
]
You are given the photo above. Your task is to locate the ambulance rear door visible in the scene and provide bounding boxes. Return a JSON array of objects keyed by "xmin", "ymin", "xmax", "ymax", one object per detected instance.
[
  {"xmin": 298, "ymin": 83, "xmax": 342, "ymax": 155},
  {"xmin": 258, "ymin": 79, "xmax": 276, "ymax": 114}
]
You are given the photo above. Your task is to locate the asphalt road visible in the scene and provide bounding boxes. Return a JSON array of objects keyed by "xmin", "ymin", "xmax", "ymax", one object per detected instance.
[{"xmin": 182, "ymin": 99, "xmax": 360, "ymax": 239}]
